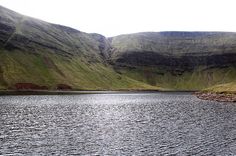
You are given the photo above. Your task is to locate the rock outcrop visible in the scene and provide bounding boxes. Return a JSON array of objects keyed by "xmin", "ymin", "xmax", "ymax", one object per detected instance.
[
  {"xmin": 109, "ymin": 32, "xmax": 236, "ymax": 89},
  {"xmin": 110, "ymin": 32, "xmax": 236, "ymax": 70}
]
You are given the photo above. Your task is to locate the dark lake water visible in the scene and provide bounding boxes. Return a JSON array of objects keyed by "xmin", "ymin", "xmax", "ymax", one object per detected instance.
[{"xmin": 1, "ymin": 92, "xmax": 236, "ymax": 155}]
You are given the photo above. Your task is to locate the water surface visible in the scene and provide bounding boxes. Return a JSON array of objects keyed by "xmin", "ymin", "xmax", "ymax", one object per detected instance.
[{"xmin": 1, "ymin": 92, "xmax": 236, "ymax": 155}]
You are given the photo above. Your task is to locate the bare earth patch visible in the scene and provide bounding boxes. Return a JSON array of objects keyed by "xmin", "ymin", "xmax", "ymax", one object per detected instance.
[{"xmin": 195, "ymin": 92, "xmax": 236, "ymax": 102}]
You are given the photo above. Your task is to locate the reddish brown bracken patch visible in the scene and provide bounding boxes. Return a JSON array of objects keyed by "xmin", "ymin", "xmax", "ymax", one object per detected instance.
[
  {"xmin": 14, "ymin": 83, "xmax": 48, "ymax": 90},
  {"xmin": 57, "ymin": 84, "xmax": 72, "ymax": 90},
  {"xmin": 195, "ymin": 92, "xmax": 236, "ymax": 102}
]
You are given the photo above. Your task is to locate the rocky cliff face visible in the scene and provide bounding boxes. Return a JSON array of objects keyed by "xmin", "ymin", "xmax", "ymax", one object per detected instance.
[
  {"xmin": 0, "ymin": 6, "xmax": 235, "ymax": 90},
  {"xmin": 110, "ymin": 32, "xmax": 236, "ymax": 69},
  {"xmin": 109, "ymin": 32, "xmax": 236, "ymax": 89}
]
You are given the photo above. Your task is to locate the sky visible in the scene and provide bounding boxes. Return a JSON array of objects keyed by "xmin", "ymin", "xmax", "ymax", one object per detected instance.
[{"xmin": 0, "ymin": 0, "xmax": 236, "ymax": 37}]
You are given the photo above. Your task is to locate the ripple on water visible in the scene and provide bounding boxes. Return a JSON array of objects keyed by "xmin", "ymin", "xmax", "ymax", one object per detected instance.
[{"xmin": 0, "ymin": 92, "xmax": 236, "ymax": 155}]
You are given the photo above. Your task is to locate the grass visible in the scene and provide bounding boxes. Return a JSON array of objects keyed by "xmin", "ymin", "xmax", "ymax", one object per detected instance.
[
  {"xmin": 0, "ymin": 85, "xmax": 6, "ymax": 90},
  {"xmin": 0, "ymin": 49, "xmax": 159, "ymax": 90},
  {"xmin": 110, "ymin": 31, "xmax": 236, "ymax": 92},
  {"xmin": 1, "ymin": 49, "xmax": 235, "ymax": 91},
  {"xmin": 203, "ymin": 82, "xmax": 236, "ymax": 94},
  {"xmin": 117, "ymin": 66, "xmax": 236, "ymax": 91},
  {"xmin": 111, "ymin": 32, "xmax": 236, "ymax": 57},
  {"xmin": 1, "ymin": 6, "xmax": 235, "ymax": 92}
]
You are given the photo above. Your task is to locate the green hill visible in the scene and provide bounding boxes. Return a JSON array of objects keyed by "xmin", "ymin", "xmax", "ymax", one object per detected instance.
[
  {"xmin": 109, "ymin": 32, "xmax": 236, "ymax": 90},
  {"xmin": 0, "ymin": 6, "xmax": 235, "ymax": 91},
  {"xmin": 0, "ymin": 6, "xmax": 157, "ymax": 90}
]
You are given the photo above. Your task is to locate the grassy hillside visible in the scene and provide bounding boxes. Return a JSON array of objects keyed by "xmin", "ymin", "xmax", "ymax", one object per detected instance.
[
  {"xmin": 115, "ymin": 66, "xmax": 236, "ymax": 90},
  {"xmin": 0, "ymin": 6, "xmax": 235, "ymax": 91},
  {"xmin": 0, "ymin": 6, "xmax": 160, "ymax": 90},
  {"xmin": 0, "ymin": 50, "xmax": 158, "ymax": 90},
  {"xmin": 110, "ymin": 32, "xmax": 236, "ymax": 91},
  {"xmin": 110, "ymin": 32, "xmax": 236, "ymax": 57}
]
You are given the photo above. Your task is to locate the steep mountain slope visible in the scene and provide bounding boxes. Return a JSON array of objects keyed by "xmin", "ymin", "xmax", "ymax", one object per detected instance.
[
  {"xmin": 0, "ymin": 5, "xmax": 235, "ymax": 91},
  {"xmin": 0, "ymin": 6, "xmax": 157, "ymax": 90},
  {"xmin": 110, "ymin": 32, "xmax": 236, "ymax": 90}
]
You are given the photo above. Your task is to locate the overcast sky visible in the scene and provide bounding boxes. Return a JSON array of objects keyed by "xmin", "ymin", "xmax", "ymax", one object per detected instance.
[{"xmin": 0, "ymin": 0, "xmax": 236, "ymax": 37}]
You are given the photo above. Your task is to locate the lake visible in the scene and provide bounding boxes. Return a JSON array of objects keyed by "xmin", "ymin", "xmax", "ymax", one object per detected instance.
[{"xmin": 1, "ymin": 92, "xmax": 236, "ymax": 155}]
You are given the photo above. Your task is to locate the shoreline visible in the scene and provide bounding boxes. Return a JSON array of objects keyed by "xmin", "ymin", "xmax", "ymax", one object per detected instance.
[
  {"xmin": 2, "ymin": 90, "xmax": 235, "ymax": 103},
  {"xmin": 0, "ymin": 90, "xmax": 196, "ymax": 95},
  {"xmin": 195, "ymin": 92, "xmax": 236, "ymax": 102}
]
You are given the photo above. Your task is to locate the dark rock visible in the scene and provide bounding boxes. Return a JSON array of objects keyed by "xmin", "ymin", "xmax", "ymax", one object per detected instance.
[
  {"xmin": 113, "ymin": 51, "xmax": 236, "ymax": 72},
  {"xmin": 57, "ymin": 84, "xmax": 72, "ymax": 90}
]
